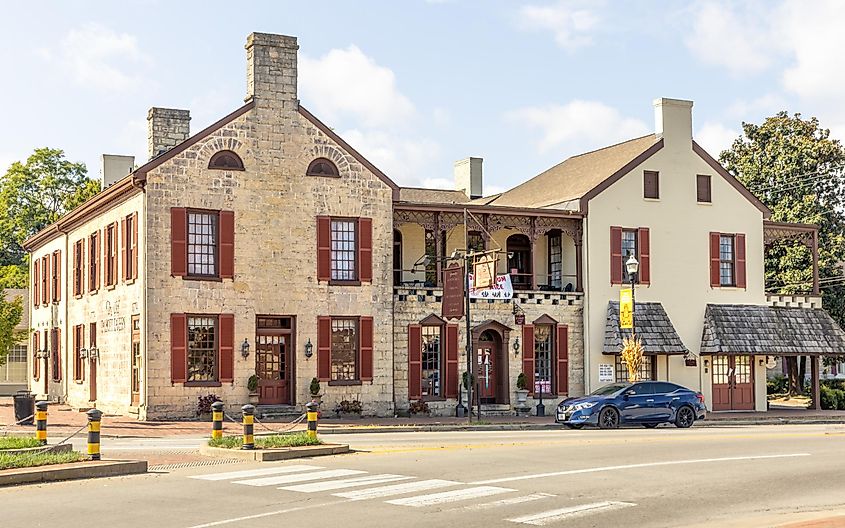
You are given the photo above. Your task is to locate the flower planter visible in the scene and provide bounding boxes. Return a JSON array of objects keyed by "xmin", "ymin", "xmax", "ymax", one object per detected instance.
[
  {"xmin": 515, "ymin": 389, "xmax": 529, "ymax": 406},
  {"xmin": 248, "ymin": 393, "xmax": 259, "ymax": 405}
]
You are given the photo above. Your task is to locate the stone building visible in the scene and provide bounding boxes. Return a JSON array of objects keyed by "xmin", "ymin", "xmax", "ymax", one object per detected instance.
[{"xmin": 24, "ymin": 32, "xmax": 843, "ymax": 420}]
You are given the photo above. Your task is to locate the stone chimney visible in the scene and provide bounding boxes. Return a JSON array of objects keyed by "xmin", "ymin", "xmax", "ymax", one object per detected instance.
[
  {"xmin": 245, "ymin": 32, "xmax": 298, "ymax": 108},
  {"xmin": 147, "ymin": 107, "xmax": 190, "ymax": 160},
  {"xmin": 454, "ymin": 157, "xmax": 483, "ymax": 199},
  {"xmin": 653, "ymin": 98, "xmax": 693, "ymax": 149},
  {"xmin": 100, "ymin": 154, "xmax": 135, "ymax": 189}
]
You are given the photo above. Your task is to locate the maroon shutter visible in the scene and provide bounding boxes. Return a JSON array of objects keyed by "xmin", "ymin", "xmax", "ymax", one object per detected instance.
[
  {"xmin": 709, "ymin": 232, "xmax": 721, "ymax": 287},
  {"xmin": 112, "ymin": 223, "xmax": 119, "ymax": 284},
  {"xmin": 638, "ymin": 228, "xmax": 650, "ymax": 285},
  {"xmin": 170, "ymin": 313, "xmax": 187, "ymax": 383},
  {"xmin": 43, "ymin": 256, "xmax": 50, "ymax": 305},
  {"xmin": 171, "ymin": 208, "xmax": 187, "ymax": 277},
  {"xmin": 522, "ymin": 324, "xmax": 535, "ymax": 396},
  {"xmin": 556, "ymin": 325, "xmax": 569, "ymax": 395},
  {"xmin": 56, "ymin": 251, "xmax": 62, "ymax": 301},
  {"xmin": 736, "ymin": 233, "xmax": 746, "ymax": 289},
  {"xmin": 317, "ymin": 216, "xmax": 331, "ymax": 281},
  {"xmin": 33, "ymin": 260, "xmax": 39, "ymax": 306},
  {"xmin": 360, "ymin": 316, "xmax": 374, "ymax": 381},
  {"xmin": 610, "ymin": 226, "xmax": 623, "ymax": 284},
  {"xmin": 445, "ymin": 324, "xmax": 459, "ymax": 398},
  {"xmin": 359, "ymin": 218, "xmax": 373, "ymax": 282},
  {"xmin": 317, "ymin": 316, "xmax": 331, "ymax": 381},
  {"xmin": 55, "ymin": 328, "xmax": 61, "ymax": 381},
  {"xmin": 95, "ymin": 234, "xmax": 101, "ymax": 290},
  {"xmin": 132, "ymin": 212, "xmax": 139, "ymax": 280},
  {"xmin": 32, "ymin": 333, "xmax": 39, "ymax": 379},
  {"xmin": 121, "ymin": 217, "xmax": 127, "ymax": 281},
  {"xmin": 72, "ymin": 326, "xmax": 79, "ymax": 381},
  {"xmin": 72, "ymin": 244, "xmax": 79, "ymax": 297},
  {"xmin": 408, "ymin": 324, "xmax": 422, "ymax": 400},
  {"xmin": 219, "ymin": 314, "xmax": 234, "ymax": 382},
  {"xmin": 219, "ymin": 210, "xmax": 235, "ymax": 279}
]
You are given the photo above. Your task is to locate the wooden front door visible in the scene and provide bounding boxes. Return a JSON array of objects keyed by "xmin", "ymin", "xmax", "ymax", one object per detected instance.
[
  {"xmin": 477, "ymin": 332, "xmax": 497, "ymax": 402},
  {"xmin": 256, "ymin": 316, "xmax": 294, "ymax": 405},
  {"xmin": 711, "ymin": 355, "xmax": 754, "ymax": 411},
  {"xmin": 130, "ymin": 316, "xmax": 140, "ymax": 406}
]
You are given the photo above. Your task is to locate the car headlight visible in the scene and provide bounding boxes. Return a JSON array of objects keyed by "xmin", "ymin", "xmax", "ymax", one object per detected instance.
[{"xmin": 572, "ymin": 402, "xmax": 596, "ymax": 411}]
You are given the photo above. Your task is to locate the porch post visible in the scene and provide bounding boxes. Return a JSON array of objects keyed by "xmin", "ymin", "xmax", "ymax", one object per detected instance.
[
  {"xmin": 812, "ymin": 229, "xmax": 820, "ymax": 296},
  {"xmin": 434, "ymin": 212, "xmax": 442, "ymax": 287},
  {"xmin": 530, "ymin": 218, "xmax": 537, "ymax": 290},
  {"xmin": 574, "ymin": 230, "xmax": 583, "ymax": 293},
  {"xmin": 811, "ymin": 355, "xmax": 821, "ymax": 411}
]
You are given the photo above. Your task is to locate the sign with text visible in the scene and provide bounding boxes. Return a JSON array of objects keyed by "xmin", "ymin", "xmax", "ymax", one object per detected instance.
[
  {"xmin": 468, "ymin": 273, "xmax": 514, "ymax": 300},
  {"xmin": 442, "ymin": 265, "xmax": 465, "ymax": 320},
  {"xmin": 472, "ymin": 254, "xmax": 496, "ymax": 290},
  {"xmin": 619, "ymin": 288, "xmax": 633, "ymax": 329},
  {"xmin": 599, "ymin": 364, "xmax": 614, "ymax": 382}
]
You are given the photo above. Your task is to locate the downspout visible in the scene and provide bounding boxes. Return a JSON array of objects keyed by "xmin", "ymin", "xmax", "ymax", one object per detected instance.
[{"xmin": 61, "ymin": 227, "xmax": 69, "ymax": 403}]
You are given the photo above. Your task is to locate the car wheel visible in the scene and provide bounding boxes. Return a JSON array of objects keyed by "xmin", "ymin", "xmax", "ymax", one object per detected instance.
[
  {"xmin": 564, "ymin": 424, "xmax": 584, "ymax": 430},
  {"xmin": 643, "ymin": 423, "xmax": 659, "ymax": 429},
  {"xmin": 598, "ymin": 407, "xmax": 620, "ymax": 429},
  {"xmin": 675, "ymin": 406, "xmax": 695, "ymax": 428}
]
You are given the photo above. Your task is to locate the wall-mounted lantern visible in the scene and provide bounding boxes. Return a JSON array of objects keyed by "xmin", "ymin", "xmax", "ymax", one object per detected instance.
[
  {"xmin": 512, "ymin": 337, "xmax": 520, "ymax": 355},
  {"xmin": 240, "ymin": 338, "xmax": 250, "ymax": 359},
  {"xmin": 304, "ymin": 338, "xmax": 314, "ymax": 358}
]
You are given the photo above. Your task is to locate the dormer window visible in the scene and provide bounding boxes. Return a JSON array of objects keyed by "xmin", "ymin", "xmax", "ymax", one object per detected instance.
[
  {"xmin": 208, "ymin": 150, "xmax": 244, "ymax": 171},
  {"xmin": 307, "ymin": 158, "xmax": 340, "ymax": 177}
]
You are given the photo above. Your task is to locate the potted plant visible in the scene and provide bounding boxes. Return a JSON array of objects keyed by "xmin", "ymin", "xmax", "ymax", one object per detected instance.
[
  {"xmin": 309, "ymin": 377, "xmax": 322, "ymax": 405},
  {"xmin": 409, "ymin": 399, "xmax": 430, "ymax": 416},
  {"xmin": 196, "ymin": 394, "xmax": 221, "ymax": 421},
  {"xmin": 515, "ymin": 373, "xmax": 530, "ymax": 407},
  {"xmin": 247, "ymin": 374, "xmax": 260, "ymax": 405},
  {"xmin": 333, "ymin": 399, "xmax": 363, "ymax": 418}
]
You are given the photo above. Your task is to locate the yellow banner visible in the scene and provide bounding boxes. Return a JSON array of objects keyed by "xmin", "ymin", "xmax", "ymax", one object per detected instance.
[{"xmin": 620, "ymin": 288, "xmax": 633, "ymax": 329}]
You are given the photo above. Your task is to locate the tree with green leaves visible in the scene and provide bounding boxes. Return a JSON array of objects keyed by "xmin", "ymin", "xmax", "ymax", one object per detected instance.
[
  {"xmin": 0, "ymin": 289, "xmax": 25, "ymax": 367},
  {"xmin": 720, "ymin": 112, "xmax": 845, "ymax": 394},
  {"xmin": 0, "ymin": 148, "xmax": 100, "ymax": 288}
]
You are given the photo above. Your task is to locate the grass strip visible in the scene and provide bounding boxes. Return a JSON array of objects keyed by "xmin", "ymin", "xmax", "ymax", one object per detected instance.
[
  {"xmin": 208, "ymin": 432, "xmax": 322, "ymax": 449},
  {"xmin": 0, "ymin": 437, "xmax": 42, "ymax": 450},
  {"xmin": 0, "ymin": 451, "xmax": 84, "ymax": 471}
]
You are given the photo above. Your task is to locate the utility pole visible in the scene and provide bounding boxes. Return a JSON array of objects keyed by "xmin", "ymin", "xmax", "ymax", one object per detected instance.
[{"xmin": 464, "ymin": 208, "xmax": 473, "ymax": 422}]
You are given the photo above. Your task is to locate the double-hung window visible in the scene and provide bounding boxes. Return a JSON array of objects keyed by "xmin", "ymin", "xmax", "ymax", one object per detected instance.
[
  {"xmin": 187, "ymin": 316, "xmax": 218, "ymax": 382},
  {"xmin": 621, "ymin": 229, "xmax": 638, "ymax": 283},
  {"xmin": 188, "ymin": 211, "xmax": 218, "ymax": 277},
  {"xmin": 534, "ymin": 324, "xmax": 554, "ymax": 394},
  {"xmin": 330, "ymin": 318, "xmax": 358, "ymax": 382},
  {"xmin": 719, "ymin": 235, "xmax": 736, "ymax": 286},
  {"xmin": 421, "ymin": 325, "xmax": 443, "ymax": 398},
  {"xmin": 105, "ymin": 222, "xmax": 118, "ymax": 287},
  {"xmin": 331, "ymin": 219, "xmax": 357, "ymax": 282}
]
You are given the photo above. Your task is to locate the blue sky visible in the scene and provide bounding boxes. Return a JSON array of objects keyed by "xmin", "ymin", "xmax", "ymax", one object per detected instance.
[{"xmin": 2, "ymin": 0, "xmax": 844, "ymax": 195}]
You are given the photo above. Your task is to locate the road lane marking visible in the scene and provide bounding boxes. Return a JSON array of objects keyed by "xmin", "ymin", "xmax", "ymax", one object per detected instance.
[
  {"xmin": 471, "ymin": 453, "xmax": 811, "ymax": 485},
  {"xmin": 334, "ymin": 479, "xmax": 460, "ymax": 500},
  {"xmin": 233, "ymin": 469, "xmax": 365, "ymax": 486},
  {"xmin": 190, "ymin": 465, "xmax": 323, "ymax": 481},
  {"xmin": 508, "ymin": 501, "xmax": 636, "ymax": 525},
  {"xmin": 279, "ymin": 474, "xmax": 411, "ymax": 493},
  {"xmin": 464, "ymin": 493, "xmax": 556, "ymax": 510},
  {"xmin": 385, "ymin": 486, "xmax": 515, "ymax": 507},
  {"xmin": 186, "ymin": 500, "xmax": 350, "ymax": 528}
]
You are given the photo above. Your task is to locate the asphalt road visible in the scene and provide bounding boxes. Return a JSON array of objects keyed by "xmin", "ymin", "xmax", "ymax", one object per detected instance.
[{"xmin": 6, "ymin": 424, "xmax": 845, "ymax": 528}]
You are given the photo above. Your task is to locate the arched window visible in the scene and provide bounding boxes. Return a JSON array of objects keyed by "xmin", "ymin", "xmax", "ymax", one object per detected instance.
[
  {"xmin": 208, "ymin": 150, "xmax": 244, "ymax": 171},
  {"xmin": 307, "ymin": 158, "xmax": 340, "ymax": 177}
]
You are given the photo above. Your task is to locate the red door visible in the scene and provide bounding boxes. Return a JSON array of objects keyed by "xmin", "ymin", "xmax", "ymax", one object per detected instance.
[
  {"xmin": 256, "ymin": 334, "xmax": 289, "ymax": 405},
  {"xmin": 711, "ymin": 355, "xmax": 754, "ymax": 411},
  {"xmin": 477, "ymin": 336, "xmax": 497, "ymax": 402}
]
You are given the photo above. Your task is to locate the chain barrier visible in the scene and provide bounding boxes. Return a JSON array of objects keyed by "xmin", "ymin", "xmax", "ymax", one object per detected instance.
[
  {"xmin": 220, "ymin": 411, "xmax": 307, "ymax": 437},
  {"xmin": 44, "ymin": 423, "xmax": 89, "ymax": 453},
  {"xmin": 0, "ymin": 414, "xmax": 35, "ymax": 436}
]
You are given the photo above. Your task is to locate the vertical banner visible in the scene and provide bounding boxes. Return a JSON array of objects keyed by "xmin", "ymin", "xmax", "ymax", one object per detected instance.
[
  {"xmin": 620, "ymin": 288, "xmax": 633, "ymax": 329},
  {"xmin": 442, "ymin": 265, "xmax": 465, "ymax": 320}
]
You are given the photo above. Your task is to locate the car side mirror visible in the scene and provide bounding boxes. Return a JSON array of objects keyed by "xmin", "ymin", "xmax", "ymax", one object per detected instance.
[{"xmin": 625, "ymin": 389, "xmax": 636, "ymax": 396}]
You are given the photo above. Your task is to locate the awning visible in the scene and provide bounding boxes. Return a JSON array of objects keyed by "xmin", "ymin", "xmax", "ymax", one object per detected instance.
[
  {"xmin": 603, "ymin": 302, "xmax": 689, "ymax": 356},
  {"xmin": 700, "ymin": 304, "xmax": 845, "ymax": 356}
]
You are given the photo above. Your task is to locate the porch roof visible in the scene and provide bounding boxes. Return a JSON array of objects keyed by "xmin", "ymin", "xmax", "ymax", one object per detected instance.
[
  {"xmin": 603, "ymin": 302, "xmax": 689, "ymax": 356},
  {"xmin": 700, "ymin": 304, "xmax": 845, "ymax": 356}
]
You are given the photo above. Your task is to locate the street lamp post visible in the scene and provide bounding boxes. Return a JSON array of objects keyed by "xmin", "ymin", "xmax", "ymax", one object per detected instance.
[{"xmin": 626, "ymin": 255, "xmax": 639, "ymax": 339}]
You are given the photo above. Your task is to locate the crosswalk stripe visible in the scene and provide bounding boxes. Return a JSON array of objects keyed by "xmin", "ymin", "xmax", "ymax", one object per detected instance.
[
  {"xmin": 464, "ymin": 493, "xmax": 555, "ymax": 510},
  {"xmin": 334, "ymin": 479, "xmax": 460, "ymax": 500},
  {"xmin": 386, "ymin": 486, "xmax": 515, "ymax": 507},
  {"xmin": 279, "ymin": 474, "xmax": 411, "ymax": 493},
  {"xmin": 233, "ymin": 469, "xmax": 365, "ymax": 487},
  {"xmin": 507, "ymin": 501, "xmax": 636, "ymax": 525},
  {"xmin": 189, "ymin": 465, "xmax": 324, "ymax": 481}
]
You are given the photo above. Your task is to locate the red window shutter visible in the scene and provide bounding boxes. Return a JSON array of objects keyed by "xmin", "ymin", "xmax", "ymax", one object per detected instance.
[
  {"xmin": 55, "ymin": 328, "xmax": 62, "ymax": 381},
  {"xmin": 736, "ymin": 233, "xmax": 746, "ymax": 289},
  {"xmin": 170, "ymin": 313, "xmax": 187, "ymax": 383},
  {"xmin": 408, "ymin": 324, "xmax": 422, "ymax": 400},
  {"xmin": 72, "ymin": 244, "xmax": 79, "ymax": 297},
  {"xmin": 112, "ymin": 223, "xmax": 119, "ymax": 284},
  {"xmin": 709, "ymin": 232, "xmax": 721, "ymax": 287},
  {"xmin": 171, "ymin": 208, "xmax": 187, "ymax": 277},
  {"xmin": 445, "ymin": 324, "xmax": 459, "ymax": 398},
  {"xmin": 522, "ymin": 324, "xmax": 535, "ymax": 396},
  {"xmin": 32, "ymin": 333, "xmax": 39, "ymax": 379},
  {"xmin": 121, "ymin": 217, "xmax": 127, "ymax": 281},
  {"xmin": 316, "ymin": 216, "xmax": 331, "ymax": 281},
  {"xmin": 317, "ymin": 316, "xmax": 331, "ymax": 381},
  {"xmin": 220, "ymin": 210, "xmax": 235, "ymax": 279},
  {"xmin": 55, "ymin": 251, "xmax": 61, "ymax": 302},
  {"xmin": 219, "ymin": 314, "xmax": 234, "ymax": 382},
  {"xmin": 556, "ymin": 325, "xmax": 569, "ymax": 395},
  {"xmin": 610, "ymin": 226, "xmax": 623, "ymax": 284},
  {"xmin": 359, "ymin": 218, "xmax": 373, "ymax": 282},
  {"xmin": 72, "ymin": 326, "xmax": 79, "ymax": 381},
  {"xmin": 638, "ymin": 228, "xmax": 650, "ymax": 285},
  {"xmin": 132, "ymin": 212, "xmax": 139, "ymax": 280},
  {"xmin": 33, "ymin": 260, "xmax": 39, "ymax": 306},
  {"xmin": 43, "ymin": 256, "xmax": 50, "ymax": 305},
  {"xmin": 360, "ymin": 316, "xmax": 374, "ymax": 381},
  {"xmin": 94, "ymin": 234, "xmax": 101, "ymax": 290}
]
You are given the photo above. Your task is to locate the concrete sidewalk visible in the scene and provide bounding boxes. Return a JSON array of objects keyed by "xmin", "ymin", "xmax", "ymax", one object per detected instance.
[{"xmin": 2, "ymin": 398, "xmax": 843, "ymax": 439}]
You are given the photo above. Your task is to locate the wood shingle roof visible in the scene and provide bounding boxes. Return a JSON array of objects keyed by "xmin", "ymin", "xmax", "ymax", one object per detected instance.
[{"xmin": 604, "ymin": 301, "xmax": 689, "ymax": 355}]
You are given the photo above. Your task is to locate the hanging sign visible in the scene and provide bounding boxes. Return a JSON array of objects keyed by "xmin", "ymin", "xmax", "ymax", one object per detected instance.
[
  {"xmin": 514, "ymin": 313, "xmax": 526, "ymax": 325},
  {"xmin": 473, "ymin": 253, "xmax": 496, "ymax": 290},
  {"xmin": 468, "ymin": 273, "xmax": 514, "ymax": 299},
  {"xmin": 441, "ymin": 265, "xmax": 465, "ymax": 320},
  {"xmin": 619, "ymin": 288, "xmax": 633, "ymax": 329}
]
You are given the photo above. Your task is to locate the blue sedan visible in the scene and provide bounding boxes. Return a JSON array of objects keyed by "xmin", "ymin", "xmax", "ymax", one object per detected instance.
[{"xmin": 556, "ymin": 381, "xmax": 707, "ymax": 429}]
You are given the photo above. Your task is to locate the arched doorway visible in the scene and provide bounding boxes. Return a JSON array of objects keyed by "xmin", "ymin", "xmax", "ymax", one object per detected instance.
[
  {"xmin": 472, "ymin": 320, "xmax": 512, "ymax": 404},
  {"xmin": 507, "ymin": 234, "xmax": 531, "ymax": 290}
]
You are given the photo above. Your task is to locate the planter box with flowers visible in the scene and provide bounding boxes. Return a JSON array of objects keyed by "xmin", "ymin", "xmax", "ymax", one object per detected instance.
[
  {"xmin": 197, "ymin": 394, "xmax": 222, "ymax": 421},
  {"xmin": 333, "ymin": 399, "xmax": 363, "ymax": 418}
]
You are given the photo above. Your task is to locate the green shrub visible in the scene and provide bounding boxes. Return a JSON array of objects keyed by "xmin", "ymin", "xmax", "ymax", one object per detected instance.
[
  {"xmin": 309, "ymin": 377, "xmax": 321, "ymax": 396},
  {"xmin": 767, "ymin": 374, "xmax": 788, "ymax": 395},
  {"xmin": 820, "ymin": 386, "xmax": 837, "ymax": 410},
  {"xmin": 516, "ymin": 373, "xmax": 527, "ymax": 391},
  {"xmin": 837, "ymin": 389, "xmax": 845, "ymax": 411},
  {"xmin": 0, "ymin": 437, "xmax": 42, "ymax": 450},
  {"xmin": 208, "ymin": 432, "xmax": 321, "ymax": 449},
  {"xmin": 822, "ymin": 379, "xmax": 845, "ymax": 391},
  {"xmin": 247, "ymin": 375, "xmax": 259, "ymax": 393}
]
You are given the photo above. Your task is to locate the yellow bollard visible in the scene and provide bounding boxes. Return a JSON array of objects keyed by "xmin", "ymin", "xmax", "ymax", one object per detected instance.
[
  {"xmin": 211, "ymin": 401, "xmax": 224, "ymax": 440},
  {"xmin": 241, "ymin": 405, "xmax": 254, "ymax": 450},
  {"xmin": 306, "ymin": 401, "xmax": 318, "ymax": 441},
  {"xmin": 35, "ymin": 401, "xmax": 48, "ymax": 446},
  {"xmin": 87, "ymin": 409, "xmax": 102, "ymax": 461}
]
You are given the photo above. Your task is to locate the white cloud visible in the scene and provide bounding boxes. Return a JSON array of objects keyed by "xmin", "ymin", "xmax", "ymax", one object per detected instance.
[
  {"xmin": 517, "ymin": 1, "xmax": 600, "ymax": 51},
  {"xmin": 341, "ymin": 128, "xmax": 440, "ymax": 187},
  {"xmin": 725, "ymin": 94, "xmax": 788, "ymax": 120},
  {"xmin": 506, "ymin": 100, "xmax": 649, "ymax": 153},
  {"xmin": 43, "ymin": 23, "xmax": 153, "ymax": 91},
  {"xmin": 421, "ymin": 177, "xmax": 453, "ymax": 189},
  {"xmin": 696, "ymin": 122, "xmax": 740, "ymax": 158},
  {"xmin": 300, "ymin": 46, "xmax": 415, "ymax": 129}
]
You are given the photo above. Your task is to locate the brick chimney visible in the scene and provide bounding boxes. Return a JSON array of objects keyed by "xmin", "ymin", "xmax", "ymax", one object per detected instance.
[
  {"xmin": 653, "ymin": 98, "xmax": 693, "ymax": 149},
  {"xmin": 147, "ymin": 107, "xmax": 190, "ymax": 160},
  {"xmin": 454, "ymin": 157, "xmax": 483, "ymax": 199},
  {"xmin": 245, "ymin": 32, "xmax": 298, "ymax": 108}
]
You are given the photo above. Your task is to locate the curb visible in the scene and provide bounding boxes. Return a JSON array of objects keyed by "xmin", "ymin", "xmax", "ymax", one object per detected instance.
[
  {"xmin": 200, "ymin": 443, "xmax": 350, "ymax": 461},
  {"xmin": 0, "ymin": 460, "xmax": 148, "ymax": 487}
]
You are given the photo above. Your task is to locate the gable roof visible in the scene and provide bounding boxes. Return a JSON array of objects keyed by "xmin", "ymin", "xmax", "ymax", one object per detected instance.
[
  {"xmin": 604, "ymin": 301, "xmax": 689, "ymax": 355},
  {"xmin": 398, "ymin": 187, "xmax": 470, "ymax": 204}
]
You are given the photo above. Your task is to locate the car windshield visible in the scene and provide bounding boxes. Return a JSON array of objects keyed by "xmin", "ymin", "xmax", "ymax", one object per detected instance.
[{"xmin": 590, "ymin": 383, "xmax": 628, "ymax": 396}]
